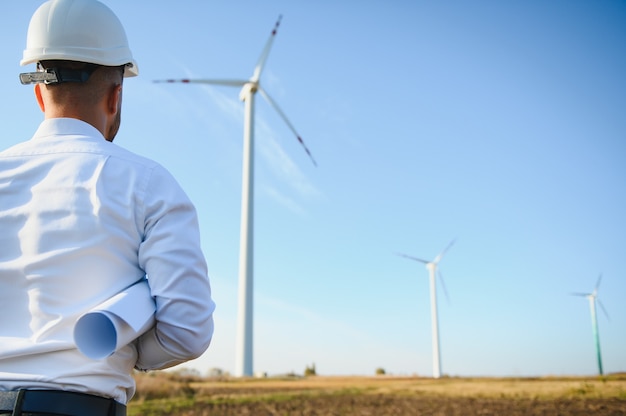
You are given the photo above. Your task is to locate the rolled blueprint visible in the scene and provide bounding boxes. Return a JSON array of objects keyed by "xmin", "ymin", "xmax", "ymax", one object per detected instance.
[{"xmin": 74, "ymin": 278, "xmax": 155, "ymax": 360}]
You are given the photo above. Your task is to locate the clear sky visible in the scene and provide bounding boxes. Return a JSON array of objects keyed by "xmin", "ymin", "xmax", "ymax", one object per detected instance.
[{"xmin": 1, "ymin": 1, "xmax": 624, "ymax": 378}]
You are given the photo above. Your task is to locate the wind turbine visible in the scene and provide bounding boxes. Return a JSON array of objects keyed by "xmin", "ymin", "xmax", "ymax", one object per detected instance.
[
  {"xmin": 155, "ymin": 16, "xmax": 316, "ymax": 377},
  {"xmin": 571, "ymin": 274, "xmax": 610, "ymax": 376},
  {"xmin": 396, "ymin": 239, "xmax": 455, "ymax": 379}
]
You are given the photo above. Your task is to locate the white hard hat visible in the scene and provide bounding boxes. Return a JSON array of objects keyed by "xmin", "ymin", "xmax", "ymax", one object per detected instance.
[{"xmin": 20, "ymin": 0, "xmax": 138, "ymax": 78}]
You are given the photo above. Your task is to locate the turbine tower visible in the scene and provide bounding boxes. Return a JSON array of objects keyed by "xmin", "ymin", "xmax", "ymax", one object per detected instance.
[
  {"xmin": 571, "ymin": 274, "xmax": 609, "ymax": 376},
  {"xmin": 155, "ymin": 16, "xmax": 316, "ymax": 377},
  {"xmin": 397, "ymin": 239, "xmax": 455, "ymax": 379}
]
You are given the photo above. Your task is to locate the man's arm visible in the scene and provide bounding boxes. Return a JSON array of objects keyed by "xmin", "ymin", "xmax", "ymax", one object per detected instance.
[{"xmin": 134, "ymin": 165, "xmax": 215, "ymax": 370}]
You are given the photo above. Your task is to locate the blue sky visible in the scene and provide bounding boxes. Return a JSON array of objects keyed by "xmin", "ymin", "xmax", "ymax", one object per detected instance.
[{"xmin": 1, "ymin": 1, "xmax": 624, "ymax": 377}]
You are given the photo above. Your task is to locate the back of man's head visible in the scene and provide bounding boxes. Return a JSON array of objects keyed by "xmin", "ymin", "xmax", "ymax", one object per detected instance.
[{"xmin": 38, "ymin": 60, "xmax": 124, "ymax": 108}]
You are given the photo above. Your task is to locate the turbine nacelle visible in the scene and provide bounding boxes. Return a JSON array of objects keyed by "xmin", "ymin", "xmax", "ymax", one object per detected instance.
[
  {"xmin": 396, "ymin": 239, "xmax": 456, "ymax": 272},
  {"xmin": 239, "ymin": 82, "xmax": 258, "ymax": 100}
]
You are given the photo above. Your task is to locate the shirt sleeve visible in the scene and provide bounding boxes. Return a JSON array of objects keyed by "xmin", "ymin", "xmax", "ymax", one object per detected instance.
[{"xmin": 133, "ymin": 164, "xmax": 215, "ymax": 370}]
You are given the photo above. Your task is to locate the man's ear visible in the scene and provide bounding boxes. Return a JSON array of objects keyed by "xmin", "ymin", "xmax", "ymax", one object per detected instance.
[
  {"xmin": 107, "ymin": 84, "xmax": 122, "ymax": 115},
  {"xmin": 34, "ymin": 84, "xmax": 45, "ymax": 112}
]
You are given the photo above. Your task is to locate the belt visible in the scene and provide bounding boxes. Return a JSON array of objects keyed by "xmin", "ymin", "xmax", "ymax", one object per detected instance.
[{"xmin": 0, "ymin": 390, "xmax": 126, "ymax": 416}]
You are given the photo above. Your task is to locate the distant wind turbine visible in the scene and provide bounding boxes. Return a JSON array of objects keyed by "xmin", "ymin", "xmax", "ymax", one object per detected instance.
[
  {"xmin": 396, "ymin": 239, "xmax": 456, "ymax": 379},
  {"xmin": 155, "ymin": 16, "xmax": 316, "ymax": 377},
  {"xmin": 571, "ymin": 274, "xmax": 610, "ymax": 376}
]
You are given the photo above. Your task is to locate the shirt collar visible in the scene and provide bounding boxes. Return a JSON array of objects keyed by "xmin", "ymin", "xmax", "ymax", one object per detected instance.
[{"xmin": 32, "ymin": 118, "xmax": 106, "ymax": 142}]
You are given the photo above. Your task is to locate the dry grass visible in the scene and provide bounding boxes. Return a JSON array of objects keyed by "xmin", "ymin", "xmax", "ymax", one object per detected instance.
[
  {"xmin": 133, "ymin": 371, "xmax": 199, "ymax": 401},
  {"xmin": 175, "ymin": 374, "xmax": 626, "ymax": 398},
  {"xmin": 129, "ymin": 372, "xmax": 626, "ymax": 415}
]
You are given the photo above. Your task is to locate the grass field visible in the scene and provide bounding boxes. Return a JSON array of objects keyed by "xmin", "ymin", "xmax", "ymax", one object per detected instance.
[{"xmin": 129, "ymin": 372, "xmax": 626, "ymax": 415}]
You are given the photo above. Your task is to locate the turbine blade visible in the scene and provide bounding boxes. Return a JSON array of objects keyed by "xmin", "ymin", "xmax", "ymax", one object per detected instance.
[
  {"xmin": 154, "ymin": 78, "xmax": 248, "ymax": 87},
  {"xmin": 258, "ymin": 87, "xmax": 317, "ymax": 166},
  {"xmin": 594, "ymin": 273, "xmax": 603, "ymax": 293},
  {"xmin": 438, "ymin": 270, "xmax": 451, "ymax": 305},
  {"xmin": 570, "ymin": 292, "xmax": 590, "ymax": 297},
  {"xmin": 251, "ymin": 15, "xmax": 282, "ymax": 83},
  {"xmin": 395, "ymin": 252, "xmax": 430, "ymax": 265},
  {"xmin": 597, "ymin": 299, "xmax": 611, "ymax": 322},
  {"xmin": 433, "ymin": 238, "xmax": 456, "ymax": 264}
]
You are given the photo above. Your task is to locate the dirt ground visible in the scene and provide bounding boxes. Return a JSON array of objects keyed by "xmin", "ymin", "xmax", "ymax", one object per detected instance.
[{"xmin": 129, "ymin": 374, "xmax": 626, "ymax": 416}]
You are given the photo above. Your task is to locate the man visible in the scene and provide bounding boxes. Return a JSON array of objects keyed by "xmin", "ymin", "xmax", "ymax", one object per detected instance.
[{"xmin": 0, "ymin": 0, "xmax": 215, "ymax": 414}]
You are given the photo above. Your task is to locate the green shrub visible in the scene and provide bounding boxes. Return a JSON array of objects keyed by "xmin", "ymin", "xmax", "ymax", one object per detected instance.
[{"xmin": 304, "ymin": 363, "xmax": 317, "ymax": 376}]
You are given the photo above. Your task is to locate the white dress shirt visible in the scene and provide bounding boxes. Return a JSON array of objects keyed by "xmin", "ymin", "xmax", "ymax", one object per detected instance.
[{"xmin": 0, "ymin": 118, "xmax": 215, "ymax": 403}]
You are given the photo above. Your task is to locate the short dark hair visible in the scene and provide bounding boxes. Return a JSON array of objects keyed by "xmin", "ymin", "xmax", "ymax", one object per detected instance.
[{"xmin": 39, "ymin": 60, "xmax": 124, "ymax": 84}]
